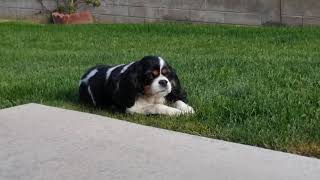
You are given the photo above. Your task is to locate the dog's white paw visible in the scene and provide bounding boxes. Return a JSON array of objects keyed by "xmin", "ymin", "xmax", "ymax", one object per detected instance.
[
  {"xmin": 182, "ymin": 105, "xmax": 195, "ymax": 114},
  {"xmin": 174, "ymin": 100, "xmax": 195, "ymax": 114},
  {"xmin": 166, "ymin": 108, "xmax": 183, "ymax": 116}
]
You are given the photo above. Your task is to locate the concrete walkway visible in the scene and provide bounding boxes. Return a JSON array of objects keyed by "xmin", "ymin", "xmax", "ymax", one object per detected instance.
[{"xmin": 0, "ymin": 103, "xmax": 319, "ymax": 180}]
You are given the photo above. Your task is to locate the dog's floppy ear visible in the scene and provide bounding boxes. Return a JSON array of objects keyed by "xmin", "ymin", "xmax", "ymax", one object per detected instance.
[
  {"xmin": 165, "ymin": 65, "xmax": 188, "ymax": 103},
  {"xmin": 112, "ymin": 63, "xmax": 142, "ymax": 109}
]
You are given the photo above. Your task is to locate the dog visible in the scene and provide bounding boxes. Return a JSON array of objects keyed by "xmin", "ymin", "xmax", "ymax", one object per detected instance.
[{"xmin": 79, "ymin": 56, "xmax": 194, "ymax": 116}]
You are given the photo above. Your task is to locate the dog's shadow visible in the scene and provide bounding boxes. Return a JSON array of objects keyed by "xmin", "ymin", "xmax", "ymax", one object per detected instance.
[{"xmin": 53, "ymin": 87, "xmax": 79, "ymax": 105}]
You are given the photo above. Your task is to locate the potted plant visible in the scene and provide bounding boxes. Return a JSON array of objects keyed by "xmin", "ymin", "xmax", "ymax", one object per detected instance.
[{"xmin": 51, "ymin": 0, "xmax": 101, "ymax": 24}]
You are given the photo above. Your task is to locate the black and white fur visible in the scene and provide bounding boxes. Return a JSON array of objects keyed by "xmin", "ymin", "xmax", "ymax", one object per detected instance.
[{"xmin": 79, "ymin": 56, "xmax": 194, "ymax": 116}]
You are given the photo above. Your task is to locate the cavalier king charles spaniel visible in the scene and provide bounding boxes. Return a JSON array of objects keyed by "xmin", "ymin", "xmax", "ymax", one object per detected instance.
[{"xmin": 79, "ymin": 56, "xmax": 194, "ymax": 116}]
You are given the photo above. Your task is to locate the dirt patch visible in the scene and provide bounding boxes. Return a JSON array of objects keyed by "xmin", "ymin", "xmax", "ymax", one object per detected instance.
[{"xmin": 288, "ymin": 143, "xmax": 320, "ymax": 159}]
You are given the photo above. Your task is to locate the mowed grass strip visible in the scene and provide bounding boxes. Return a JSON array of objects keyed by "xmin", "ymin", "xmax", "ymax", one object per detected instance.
[{"xmin": 0, "ymin": 22, "xmax": 320, "ymax": 157}]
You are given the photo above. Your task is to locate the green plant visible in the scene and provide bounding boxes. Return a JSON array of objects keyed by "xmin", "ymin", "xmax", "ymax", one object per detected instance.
[
  {"xmin": 57, "ymin": 0, "xmax": 101, "ymax": 14},
  {"xmin": 38, "ymin": 0, "xmax": 101, "ymax": 14}
]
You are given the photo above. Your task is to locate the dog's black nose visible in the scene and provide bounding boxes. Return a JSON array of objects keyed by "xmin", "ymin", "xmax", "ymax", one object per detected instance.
[{"xmin": 159, "ymin": 80, "xmax": 168, "ymax": 87}]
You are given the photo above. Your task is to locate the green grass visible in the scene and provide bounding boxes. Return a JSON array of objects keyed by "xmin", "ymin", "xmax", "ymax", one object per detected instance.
[{"xmin": 1, "ymin": 22, "xmax": 320, "ymax": 157}]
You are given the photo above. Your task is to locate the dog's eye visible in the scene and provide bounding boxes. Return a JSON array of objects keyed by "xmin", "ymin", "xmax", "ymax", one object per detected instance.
[
  {"xmin": 152, "ymin": 70, "xmax": 159, "ymax": 76},
  {"xmin": 162, "ymin": 68, "xmax": 170, "ymax": 76}
]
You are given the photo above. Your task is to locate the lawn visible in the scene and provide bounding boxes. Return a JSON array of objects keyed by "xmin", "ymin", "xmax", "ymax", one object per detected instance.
[{"xmin": 0, "ymin": 22, "xmax": 320, "ymax": 157}]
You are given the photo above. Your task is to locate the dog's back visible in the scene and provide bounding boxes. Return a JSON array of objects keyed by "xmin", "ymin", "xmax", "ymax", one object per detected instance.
[{"xmin": 79, "ymin": 65, "xmax": 112, "ymax": 107}]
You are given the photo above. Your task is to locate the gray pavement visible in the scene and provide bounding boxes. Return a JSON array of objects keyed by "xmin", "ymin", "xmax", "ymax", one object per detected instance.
[{"xmin": 0, "ymin": 103, "xmax": 319, "ymax": 180}]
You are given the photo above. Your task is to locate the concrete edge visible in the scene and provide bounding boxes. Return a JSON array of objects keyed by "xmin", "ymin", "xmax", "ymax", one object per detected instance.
[{"xmin": 0, "ymin": 103, "xmax": 319, "ymax": 161}]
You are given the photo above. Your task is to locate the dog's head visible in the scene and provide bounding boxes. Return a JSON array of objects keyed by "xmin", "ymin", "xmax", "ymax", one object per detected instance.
[
  {"xmin": 113, "ymin": 56, "xmax": 186, "ymax": 109},
  {"xmin": 138, "ymin": 56, "xmax": 173, "ymax": 97}
]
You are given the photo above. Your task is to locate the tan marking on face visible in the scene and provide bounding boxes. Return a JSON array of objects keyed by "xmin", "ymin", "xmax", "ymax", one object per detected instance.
[
  {"xmin": 152, "ymin": 70, "xmax": 159, "ymax": 77},
  {"xmin": 161, "ymin": 68, "xmax": 169, "ymax": 75},
  {"xmin": 143, "ymin": 85, "xmax": 152, "ymax": 95}
]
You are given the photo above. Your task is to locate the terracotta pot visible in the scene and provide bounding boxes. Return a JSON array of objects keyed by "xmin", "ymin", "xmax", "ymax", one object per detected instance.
[{"xmin": 52, "ymin": 10, "xmax": 93, "ymax": 24}]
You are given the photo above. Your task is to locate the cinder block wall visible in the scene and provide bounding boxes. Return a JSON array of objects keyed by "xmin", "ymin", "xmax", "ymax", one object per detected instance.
[
  {"xmin": 0, "ymin": 0, "xmax": 56, "ymax": 22},
  {"xmin": 93, "ymin": 0, "xmax": 280, "ymax": 25},
  {"xmin": 0, "ymin": 0, "xmax": 319, "ymax": 26},
  {"xmin": 281, "ymin": 0, "xmax": 320, "ymax": 26}
]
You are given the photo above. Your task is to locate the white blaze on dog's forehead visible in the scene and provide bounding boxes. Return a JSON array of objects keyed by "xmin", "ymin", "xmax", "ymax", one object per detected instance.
[
  {"xmin": 120, "ymin": 62, "xmax": 135, "ymax": 74},
  {"xmin": 106, "ymin": 64, "xmax": 124, "ymax": 80},
  {"xmin": 158, "ymin": 57, "xmax": 165, "ymax": 71},
  {"xmin": 87, "ymin": 85, "xmax": 96, "ymax": 106},
  {"xmin": 80, "ymin": 68, "xmax": 98, "ymax": 85}
]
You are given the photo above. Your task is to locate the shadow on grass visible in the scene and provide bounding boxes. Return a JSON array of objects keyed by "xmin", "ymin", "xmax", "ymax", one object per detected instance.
[{"xmin": 53, "ymin": 87, "xmax": 79, "ymax": 105}]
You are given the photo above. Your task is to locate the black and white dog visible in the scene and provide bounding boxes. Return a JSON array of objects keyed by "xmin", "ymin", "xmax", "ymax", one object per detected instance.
[{"xmin": 79, "ymin": 56, "xmax": 194, "ymax": 116}]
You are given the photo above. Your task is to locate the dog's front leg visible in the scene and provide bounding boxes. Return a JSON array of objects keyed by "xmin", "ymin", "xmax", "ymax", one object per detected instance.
[
  {"xmin": 173, "ymin": 100, "xmax": 195, "ymax": 114},
  {"xmin": 127, "ymin": 104, "xmax": 182, "ymax": 116}
]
